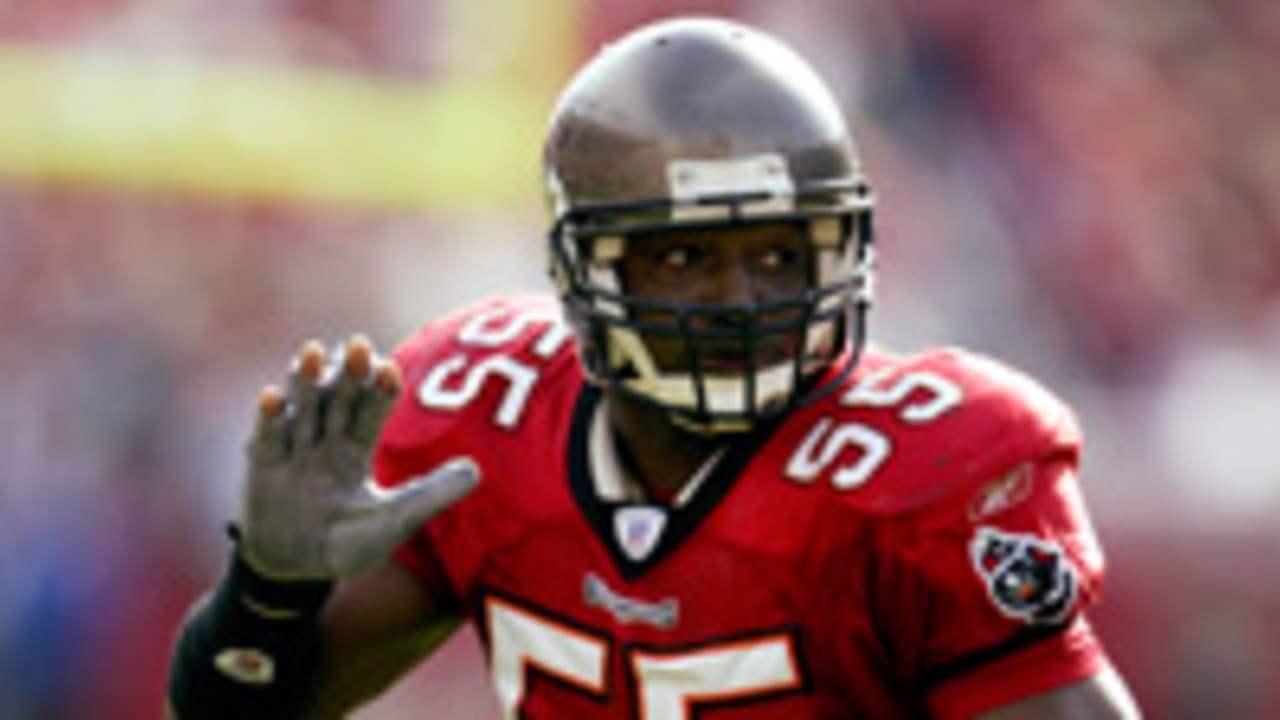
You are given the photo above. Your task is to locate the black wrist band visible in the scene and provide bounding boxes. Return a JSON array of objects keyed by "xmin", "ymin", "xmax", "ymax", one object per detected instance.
[
  {"xmin": 168, "ymin": 531, "xmax": 332, "ymax": 719},
  {"xmin": 225, "ymin": 524, "xmax": 332, "ymax": 619}
]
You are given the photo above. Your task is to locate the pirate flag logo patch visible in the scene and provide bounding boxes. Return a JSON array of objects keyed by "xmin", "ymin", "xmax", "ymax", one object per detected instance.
[{"xmin": 969, "ymin": 526, "xmax": 1077, "ymax": 625}]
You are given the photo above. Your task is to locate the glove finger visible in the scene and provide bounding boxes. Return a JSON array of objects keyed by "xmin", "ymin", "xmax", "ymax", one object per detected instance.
[
  {"xmin": 384, "ymin": 457, "xmax": 481, "ymax": 529},
  {"xmin": 324, "ymin": 336, "xmax": 372, "ymax": 442},
  {"xmin": 351, "ymin": 357, "xmax": 402, "ymax": 445},
  {"xmin": 324, "ymin": 458, "xmax": 480, "ymax": 575},
  {"xmin": 288, "ymin": 340, "xmax": 328, "ymax": 450},
  {"xmin": 248, "ymin": 384, "xmax": 289, "ymax": 461}
]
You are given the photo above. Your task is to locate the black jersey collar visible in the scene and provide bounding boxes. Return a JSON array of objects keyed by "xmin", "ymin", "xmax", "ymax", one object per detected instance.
[{"xmin": 567, "ymin": 383, "xmax": 782, "ymax": 581}]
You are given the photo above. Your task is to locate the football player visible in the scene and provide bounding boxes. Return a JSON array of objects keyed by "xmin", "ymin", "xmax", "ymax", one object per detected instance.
[{"xmin": 168, "ymin": 17, "xmax": 1139, "ymax": 719}]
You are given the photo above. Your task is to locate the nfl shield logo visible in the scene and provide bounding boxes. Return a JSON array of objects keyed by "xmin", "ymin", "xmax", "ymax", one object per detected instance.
[{"xmin": 614, "ymin": 506, "xmax": 667, "ymax": 561}]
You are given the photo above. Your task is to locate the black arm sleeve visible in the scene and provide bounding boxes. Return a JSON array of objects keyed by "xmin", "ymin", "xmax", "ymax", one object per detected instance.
[{"xmin": 168, "ymin": 547, "xmax": 333, "ymax": 720}]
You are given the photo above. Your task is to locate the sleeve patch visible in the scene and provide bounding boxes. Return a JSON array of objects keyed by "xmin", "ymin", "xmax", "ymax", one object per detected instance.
[{"xmin": 969, "ymin": 526, "xmax": 1078, "ymax": 625}]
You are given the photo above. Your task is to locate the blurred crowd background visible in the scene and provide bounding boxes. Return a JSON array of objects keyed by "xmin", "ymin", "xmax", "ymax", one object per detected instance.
[{"xmin": 1, "ymin": 0, "xmax": 1278, "ymax": 717}]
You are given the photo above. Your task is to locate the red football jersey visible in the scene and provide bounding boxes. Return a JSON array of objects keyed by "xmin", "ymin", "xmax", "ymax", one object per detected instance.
[{"xmin": 375, "ymin": 296, "xmax": 1108, "ymax": 719}]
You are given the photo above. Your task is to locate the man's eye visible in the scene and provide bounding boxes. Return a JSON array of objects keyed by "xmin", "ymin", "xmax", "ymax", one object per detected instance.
[
  {"xmin": 659, "ymin": 246, "xmax": 695, "ymax": 269},
  {"xmin": 760, "ymin": 247, "xmax": 800, "ymax": 270}
]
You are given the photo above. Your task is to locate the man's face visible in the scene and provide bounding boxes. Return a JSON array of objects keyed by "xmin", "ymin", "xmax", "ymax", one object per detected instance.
[{"xmin": 617, "ymin": 222, "xmax": 814, "ymax": 375}]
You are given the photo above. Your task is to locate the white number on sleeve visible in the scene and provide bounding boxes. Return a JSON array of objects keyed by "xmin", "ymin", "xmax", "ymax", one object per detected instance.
[
  {"xmin": 458, "ymin": 306, "xmax": 572, "ymax": 357},
  {"xmin": 840, "ymin": 367, "xmax": 963, "ymax": 422},
  {"xmin": 786, "ymin": 369, "xmax": 963, "ymax": 490},
  {"xmin": 786, "ymin": 416, "xmax": 891, "ymax": 490},
  {"xmin": 416, "ymin": 307, "xmax": 572, "ymax": 429},
  {"xmin": 417, "ymin": 354, "xmax": 539, "ymax": 429}
]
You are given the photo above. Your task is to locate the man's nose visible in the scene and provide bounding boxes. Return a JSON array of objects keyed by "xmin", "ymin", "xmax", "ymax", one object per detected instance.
[{"xmin": 709, "ymin": 258, "xmax": 758, "ymax": 306}]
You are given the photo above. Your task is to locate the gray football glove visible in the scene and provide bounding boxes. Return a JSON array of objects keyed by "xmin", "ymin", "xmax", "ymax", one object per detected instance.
[{"xmin": 238, "ymin": 337, "xmax": 479, "ymax": 581}]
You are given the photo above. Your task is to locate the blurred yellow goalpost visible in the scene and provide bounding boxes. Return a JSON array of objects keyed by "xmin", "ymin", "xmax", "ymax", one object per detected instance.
[{"xmin": 0, "ymin": 0, "xmax": 577, "ymax": 214}]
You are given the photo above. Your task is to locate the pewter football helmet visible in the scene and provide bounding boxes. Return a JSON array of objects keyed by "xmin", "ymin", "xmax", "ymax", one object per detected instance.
[{"xmin": 544, "ymin": 17, "xmax": 875, "ymax": 432}]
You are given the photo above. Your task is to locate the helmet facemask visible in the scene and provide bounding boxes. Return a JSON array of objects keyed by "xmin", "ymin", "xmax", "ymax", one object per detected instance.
[{"xmin": 550, "ymin": 167, "xmax": 875, "ymax": 434}]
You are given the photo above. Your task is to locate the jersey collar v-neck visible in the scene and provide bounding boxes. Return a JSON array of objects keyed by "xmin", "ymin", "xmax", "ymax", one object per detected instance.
[{"xmin": 566, "ymin": 383, "xmax": 781, "ymax": 581}]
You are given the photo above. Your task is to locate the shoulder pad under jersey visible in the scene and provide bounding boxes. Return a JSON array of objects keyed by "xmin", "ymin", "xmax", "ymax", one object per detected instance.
[
  {"xmin": 374, "ymin": 294, "xmax": 579, "ymax": 475},
  {"xmin": 780, "ymin": 346, "xmax": 1082, "ymax": 514}
]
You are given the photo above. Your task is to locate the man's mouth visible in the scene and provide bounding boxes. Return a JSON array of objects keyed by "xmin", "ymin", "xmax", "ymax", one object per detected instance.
[{"xmin": 693, "ymin": 347, "xmax": 791, "ymax": 374}]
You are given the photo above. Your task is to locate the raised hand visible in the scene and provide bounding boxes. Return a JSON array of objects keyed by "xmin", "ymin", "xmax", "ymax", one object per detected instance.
[{"xmin": 238, "ymin": 335, "xmax": 479, "ymax": 580}]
